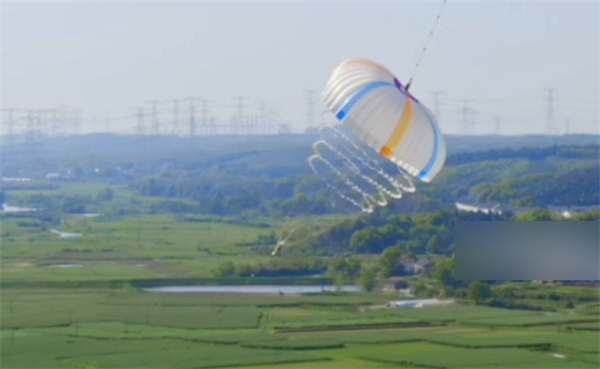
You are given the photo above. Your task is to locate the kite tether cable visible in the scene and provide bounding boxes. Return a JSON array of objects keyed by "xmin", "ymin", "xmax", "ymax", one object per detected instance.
[{"xmin": 405, "ymin": 0, "xmax": 447, "ymax": 91}]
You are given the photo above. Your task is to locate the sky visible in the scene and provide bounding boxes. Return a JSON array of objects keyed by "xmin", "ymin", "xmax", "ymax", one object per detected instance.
[{"xmin": 1, "ymin": 0, "xmax": 598, "ymax": 135}]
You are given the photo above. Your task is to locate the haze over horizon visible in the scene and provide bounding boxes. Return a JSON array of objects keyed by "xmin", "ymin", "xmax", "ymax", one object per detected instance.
[{"xmin": 2, "ymin": 1, "xmax": 598, "ymax": 135}]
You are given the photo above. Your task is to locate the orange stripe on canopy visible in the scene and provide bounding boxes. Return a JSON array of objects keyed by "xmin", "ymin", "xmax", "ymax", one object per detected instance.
[{"xmin": 380, "ymin": 98, "xmax": 414, "ymax": 158}]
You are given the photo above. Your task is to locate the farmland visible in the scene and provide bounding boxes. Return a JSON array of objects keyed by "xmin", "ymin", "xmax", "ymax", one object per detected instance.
[{"xmin": 1, "ymin": 288, "xmax": 599, "ymax": 368}]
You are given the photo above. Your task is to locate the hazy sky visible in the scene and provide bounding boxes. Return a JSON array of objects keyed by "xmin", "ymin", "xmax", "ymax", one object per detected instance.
[{"xmin": 2, "ymin": 1, "xmax": 598, "ymax": 135}]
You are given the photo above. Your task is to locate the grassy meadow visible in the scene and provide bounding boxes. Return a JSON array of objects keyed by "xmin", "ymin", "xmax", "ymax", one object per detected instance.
[{"xmin": 2, "ymin": 186, "xmax": 284, "ymax": 283}]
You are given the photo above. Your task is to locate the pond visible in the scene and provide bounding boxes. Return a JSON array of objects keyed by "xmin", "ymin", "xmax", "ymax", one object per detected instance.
[
  {"xmin": 50, "ymin": 229, "xmax": 82, "ymax": 238},
  {"xmin": 49, "ymin": 264, "xmax": 83, "ymax": 268},
  {"xmin": 143, "ymin": 285, "xmax": 360, "ymax": 294},
  {"xmin": 71, "ymin": 213, "xmax": 101, "ymax": 218},
  {"xmin": 1, "ymin": 204, "xmax": 39, "ymax": 213}
]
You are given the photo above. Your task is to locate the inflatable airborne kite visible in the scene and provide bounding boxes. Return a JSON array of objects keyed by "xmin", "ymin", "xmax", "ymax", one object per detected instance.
[{"xmin": 322, "ymin": 59, "xmax": 446, "ymax": 182}]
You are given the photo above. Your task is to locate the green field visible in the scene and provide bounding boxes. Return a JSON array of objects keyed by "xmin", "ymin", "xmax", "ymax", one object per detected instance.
[
  {"xmin": 1, "ymin": 182, "xmax": 599, "ymax": 368},
  {"xmin": 2, "ymin": 288, "xmax": 598, "ymax": 369},
  {"xmin": 1, "ymin": 212, "xmax": 286, "ymax": 283},
  {"xmin": 0, "ymin": 182, "xmax": 346, "ymax": 285}
]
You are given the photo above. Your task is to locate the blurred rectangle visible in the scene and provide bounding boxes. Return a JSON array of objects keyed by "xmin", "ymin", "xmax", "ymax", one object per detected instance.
[{"xmin": 456, "ymin": 221, "xmax": 599, "ymax": 281}]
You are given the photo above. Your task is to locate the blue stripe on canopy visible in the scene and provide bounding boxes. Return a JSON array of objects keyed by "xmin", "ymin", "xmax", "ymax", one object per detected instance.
[
  {"xmin": 335, "ymin": 81, "xmax": 395, "ymax": 121},
  {"xmin": 418, "ymin": 114, "xmax": 442, "ymax": 181}
]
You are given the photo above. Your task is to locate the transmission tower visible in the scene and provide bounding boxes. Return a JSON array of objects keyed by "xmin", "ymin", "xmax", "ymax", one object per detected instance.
[
  {"xmin": 128, "ymin": 107, "xmax": 149, "ymax": 136},
  {"xmin": 57, "ymin": 105, "xmax": 69, "ymax": 136},
  {"xmin": 211, "ymin": 114, "xmax": 219, "ymax": 135},
  {"xmin": 23, "ymin": 110, "xmax": 42, "ymax": 151},
  {"xmin": 144, "ymin": 100, "xmax": 161, "ymax": 135},
  {"xmin": 277, "ymin": 123, "xmax": 291, "ymax": 134},
  {"xmin": 494, "ymin": 115, "xmax": 502, "ymax": 135},
  {"xmin": 164, "ymin": 99, "xmax": 180, "ymax": 136},
  {"xmin": 2, "ymin": 109, "xmax": 20, "ymax": 142},
  {"xmin": 545, "ymin": 88, "xmax": 557, "ymax": 135},
  {"xmin": 231, "ymin": 96, "xmax": 246, "ymax": 134},
  {"xmin": 257, "ymin": 99, "xmax": 267, "ymax": 134},
  {"xmin": 457, "ymin": 100, "xmax": 476, "ymax": 135},
  {"xmin": 161, "ymin": 99, "xmax": 181, "ymax": 136},
  {"xmin": 40, "ymin": 109, "xmax": 59, "ymax": 137},
  {"xmin": 102, "ymin": 112, "xmax": 110, "ymax": 133},
  {"xmin": 198, "ymin": 98, "xmax": 215, "ymax": 135},
  {"xmin": 304, "ymin": 90, "xmax": 318, "ymax": 131},
  {"xmin": 71, "ymin": 109, "xmax": 82, "ymax": 136},
  {"xmin": 184, "ymin": 97, "xmax": 202, "ymax": 137}
]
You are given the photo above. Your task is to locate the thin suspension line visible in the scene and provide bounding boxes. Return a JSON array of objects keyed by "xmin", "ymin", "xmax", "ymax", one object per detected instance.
[{"xmin": 405, "ymin": 0, "xmax": 447, "ymax": 91}]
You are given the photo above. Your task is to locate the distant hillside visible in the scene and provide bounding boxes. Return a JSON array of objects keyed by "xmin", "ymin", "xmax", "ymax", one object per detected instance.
[
  {"xmin": 473, "ymin": 165, "xmax": 599, "ymax": 207},
  {"xmin": 1, "ymin": 133, "xmax": 598, "ymax": 178},
  {"xmin": 1, "ymin": 133, "xmax": 598, "ymax": 216}
]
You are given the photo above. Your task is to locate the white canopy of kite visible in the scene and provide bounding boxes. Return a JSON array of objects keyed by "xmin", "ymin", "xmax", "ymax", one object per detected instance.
[{"xmin": 322, "ymin": 59, "xmax": 446, "ymax": 182}]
